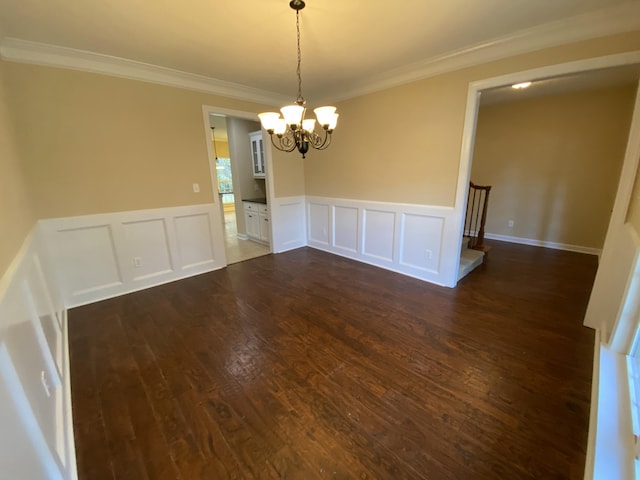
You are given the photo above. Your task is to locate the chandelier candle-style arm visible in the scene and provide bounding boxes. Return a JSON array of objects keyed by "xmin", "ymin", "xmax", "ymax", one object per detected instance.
[{"xmin": 258, "ymin": 0, "xmax": 339, "ymax": 158}]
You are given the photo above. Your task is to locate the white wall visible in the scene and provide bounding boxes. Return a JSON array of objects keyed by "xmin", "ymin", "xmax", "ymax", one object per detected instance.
[
  {"xmin": 306, "ymin": 196, "xmax": 458, "ymax": 287},
  {"xmin": 0, "ymin": 226, "xmax": 76, "ymax": 480},
  {"xmin": 40, "ymin": 204, "xmax": 225, "ymax": 308}
]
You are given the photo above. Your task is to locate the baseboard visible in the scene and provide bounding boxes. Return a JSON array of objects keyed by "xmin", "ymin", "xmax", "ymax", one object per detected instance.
[
  {"xmin": 484, "ymin": 232, "xmax": 601, "ymax": 257},
  {"xmin": 236, "ymin": 233, "xmax": 248, "ymax": 240}
]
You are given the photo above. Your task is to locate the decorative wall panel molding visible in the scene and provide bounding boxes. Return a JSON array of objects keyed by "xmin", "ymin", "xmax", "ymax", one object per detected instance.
[
  {"xmin": 40, "ymin": 204, "xmax": 224, "ymax": 308},
  {"xmin": 270, "ymin": 196, "xmax": 307, "ymax": 253},
  {"xmin": 0, "ymin": 228, "xmax": 76, "ymax": 480},
  {"xmin": 306, "ymin": 196, "xmax": 457, "ymax": 286}
]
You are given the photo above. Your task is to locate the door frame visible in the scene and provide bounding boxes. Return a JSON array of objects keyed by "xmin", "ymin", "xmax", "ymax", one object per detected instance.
[
  {"xmin": 201, "ymin": 105, "xmax": 273, "ymax": 265},
  {"xmin": 451, "ymin": 50, "xmax": 640, "ymax": 285}
]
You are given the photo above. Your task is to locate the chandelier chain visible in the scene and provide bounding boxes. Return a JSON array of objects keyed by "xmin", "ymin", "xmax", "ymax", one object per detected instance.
[{"xmin": 295, "ymin": 9, "xmax": 304, "ymax": 103}]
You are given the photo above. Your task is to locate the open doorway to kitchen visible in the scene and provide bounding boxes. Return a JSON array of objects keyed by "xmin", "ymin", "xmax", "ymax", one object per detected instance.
[{"xmin": 208, "ymin": 113, "xmax": 271, "ymax": 264}]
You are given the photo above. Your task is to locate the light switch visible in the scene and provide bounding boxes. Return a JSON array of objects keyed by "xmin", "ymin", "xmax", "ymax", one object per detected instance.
[{"xmin": 193, "ymin": 183, "xmax": 200, "ymax": 193}]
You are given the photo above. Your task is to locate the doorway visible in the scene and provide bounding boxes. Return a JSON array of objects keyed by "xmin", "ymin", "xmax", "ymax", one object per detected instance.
[
  {"xmin": 453, "ymin": 53, "xmax": 640, "ymax": 285},
  {"xmin": 207, "ymin": 112, "xmax": 271, "ymax": 264}
]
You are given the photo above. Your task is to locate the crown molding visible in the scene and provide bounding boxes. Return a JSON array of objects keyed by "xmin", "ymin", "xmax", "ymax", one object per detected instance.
[
  {"xmin": 321, "ymin": 2, "xmax": 640, "ymax": 103},
  {"xmin": 1, "ymin": 2, "xmax": 639, "ymax": 106},
  {"xmin": 0, "ymin": 38, "xmax": 290, "ymax": 107}
]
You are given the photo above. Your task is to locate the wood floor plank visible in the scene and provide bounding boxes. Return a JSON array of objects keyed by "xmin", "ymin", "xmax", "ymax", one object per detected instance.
[{"xmin": 70, "ymin": 241, "xmax": 597, "ymax": 479}]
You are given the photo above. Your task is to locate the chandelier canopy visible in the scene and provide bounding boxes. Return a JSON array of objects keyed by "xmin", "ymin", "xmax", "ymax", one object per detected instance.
[{"xmin": 258, "ymin": 0, "xmax": 338, "ymax": 159}]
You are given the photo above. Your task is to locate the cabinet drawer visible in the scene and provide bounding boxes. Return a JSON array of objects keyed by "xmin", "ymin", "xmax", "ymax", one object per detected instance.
[
  {"xmin": 259, "ymin": 205, "xmax": 268, "ymax": 214},
  {"xmin": 243, "ymin": 202, "xmax": 257, "ymax": 212}
]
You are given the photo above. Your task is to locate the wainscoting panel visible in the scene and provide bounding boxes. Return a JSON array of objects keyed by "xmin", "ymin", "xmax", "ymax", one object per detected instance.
[
  {"xmin": 333, "ymin": 206, "xmax": 358, "ymax": 253},
  {"xmin": 362, "ymin": 209, "xmax": 396, "ymax": 263},
  {"xmin": 40, "ymin": 204, "xmax": 223, "ymax": 307},
  {"xmin": 308, "ymin": 203, "xmax": 330, "ymax": 246},
  {"xmin": 306, "ymin": 196, "xmax": 455, "ymax": 286},
  {"xmin": 122, "ymin": 218, "xmax": 173, "ymax": 281},
  {"xmin": 270, "ymin": 196, "xmax": 307, "ymax": 253},
  {"xmin": 0, "ymin": 227, "xmax": 76, "ymax": 480},
  {"xmin": 53, "ymin": 224, "xmax": 122, "ymax": 299},
  {"xmin": 174, "ymin": 213, "xmax": 216, "ymax": 270},
  {"xmin": 400, "ymin": 213, "xmax": 444, "ymax": 274}
]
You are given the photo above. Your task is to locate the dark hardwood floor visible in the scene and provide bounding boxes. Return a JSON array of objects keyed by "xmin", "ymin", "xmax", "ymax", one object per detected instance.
[{"xmin": 69, "ymin": 240, "xmax": 598, "ymax": 479}]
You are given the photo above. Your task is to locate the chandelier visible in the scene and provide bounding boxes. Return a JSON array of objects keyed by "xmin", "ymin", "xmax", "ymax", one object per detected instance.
[{"xmin": 258, "ymin": 0, "xmax": 338, "ymax": 159}]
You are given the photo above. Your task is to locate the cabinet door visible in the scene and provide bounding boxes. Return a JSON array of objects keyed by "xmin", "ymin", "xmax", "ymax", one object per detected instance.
[
  {"xmin": 259, "ymin": 212, "xmax": 270, "ymax": 243},
  {"xmin": 249, "ymin": 131, "xmax": 266, "ymax": 179},
  {"xmin": 257, "ymin": 138, "xmax": 265, "ymax": 175},
  {"xmin": 251, "ymin": 138, "xmax": 260, "ymax": 176},
  {"xmin": 244, "ymin": 208, "xmax": 260, "ymax": 239}
]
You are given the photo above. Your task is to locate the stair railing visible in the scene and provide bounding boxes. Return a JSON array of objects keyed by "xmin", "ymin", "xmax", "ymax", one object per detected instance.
[{"xmin": 464, "ymin": 182, "xmax": 492, "ymax": 250}]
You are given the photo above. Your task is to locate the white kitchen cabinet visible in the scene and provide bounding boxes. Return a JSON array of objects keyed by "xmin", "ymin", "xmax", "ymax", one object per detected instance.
[
  {"xmin": 243, "ymin": 201, "xmax": 269, "ymax": 244},
  {"xmin": 259, "ymin": 211, "xmax": 270, "ymax": 243},
  {"xmin": 249, "ymin": 130, "xmax": 265, "ymax": 178}
]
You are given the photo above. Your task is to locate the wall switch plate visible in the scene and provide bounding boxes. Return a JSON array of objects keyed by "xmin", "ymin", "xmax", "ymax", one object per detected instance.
[
  {"xmin": 425, "ymin": 249, "xmax": 433, "ymax": 260},
  {"xmin": 133, "ymin": 257, "xmax": 142, "ymax": 267},
  {"xmin": 193, "ymin": 183, "xmax": 200, "ymax": 193},
  {"xmin": 508, "ymin": 220, "xmax": 514, "ymax": 228}
]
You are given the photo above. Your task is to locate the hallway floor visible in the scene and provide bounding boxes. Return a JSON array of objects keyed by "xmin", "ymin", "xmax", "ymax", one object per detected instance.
[{"xmin": 223, "ymin": 210, "xmax": 270, "ymax": 264}]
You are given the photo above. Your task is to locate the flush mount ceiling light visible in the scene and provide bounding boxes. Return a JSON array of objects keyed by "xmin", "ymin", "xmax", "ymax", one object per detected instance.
[
  {"xmin": 258, "ymin": 0, "xmax": 338, "ymax": 159},
  {"xmin": 512, "ymin": 81, "xmax": 532, "ymax": 89}
]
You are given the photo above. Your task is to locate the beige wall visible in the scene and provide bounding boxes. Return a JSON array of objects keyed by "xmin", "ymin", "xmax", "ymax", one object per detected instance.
[
  {"xmin": 471, "ymin": 86, "xmax": 636, "ymax": 249},
  {"xmin": 213, "ymin": 139, "xmax": 230, "ymax": 158},
  {"xmin": 0, "ymin": 59, "xmax": 37, "ymax": 279},
  {"xmin": 304, "ymin": 31, "xmax": 640, "ymax": 207},
  {"xmin": 2, "ymin": 62, "xmax": 303, "ymax": 220}
]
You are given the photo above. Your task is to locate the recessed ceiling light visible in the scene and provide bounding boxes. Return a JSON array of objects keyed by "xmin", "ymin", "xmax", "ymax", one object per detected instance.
[{"xmin": 512, "ymin": 82, "xmax": 532, "ymax": 90}]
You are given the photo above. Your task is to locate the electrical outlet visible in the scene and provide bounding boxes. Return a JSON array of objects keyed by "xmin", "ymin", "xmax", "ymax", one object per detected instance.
[
  {"xmin": 133, "ymin": 257, "xmax": 142, "ymax": 267},
  {"xmin": 193, "ymin": 183, "xmax": 200, "ymax": 193},
  {"xmin": 508, "ymin": 220, "xmax": 514, "ymax": 228},
  {"xmin": 425, "ymin": 249, "xmax": 433, "ymax": 260}
]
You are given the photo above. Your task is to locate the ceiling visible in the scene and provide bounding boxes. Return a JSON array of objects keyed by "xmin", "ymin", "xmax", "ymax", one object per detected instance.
[
  {"xmin": 481, "ymin": 64, "xmax": 640, "ymax": 105},
  {"xmin": 1, "ymin": 0, "xmax": 639, "ymax": 104}
]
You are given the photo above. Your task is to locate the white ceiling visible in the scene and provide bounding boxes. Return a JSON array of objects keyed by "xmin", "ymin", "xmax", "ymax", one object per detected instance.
[
  {"xmin": 481, "ymin": 64, "xmax": 640, "ymax": 105},
  {"xmin": 1, "ymin": 0, "xmax": 639, "ymax": 104}
]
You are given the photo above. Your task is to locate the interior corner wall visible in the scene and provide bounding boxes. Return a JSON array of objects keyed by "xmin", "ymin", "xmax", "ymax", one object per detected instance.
[
  {"xmin": 0, "ymin": 58, "xmax": 37, "ymax": 279},
  {"xmin": 1, "ymin": 61, "xmax": 283, "ymax": 220},
  {"xmin": 303, "ymin": 31, "xmax": 640, "ymax": 208},
  {"xmin": 226, "ymin": 117, "xmax": 264, "ymax": 235},
  {"xmin": 471, "ymin": 85, "xmax": 636, "ymax": 249}
]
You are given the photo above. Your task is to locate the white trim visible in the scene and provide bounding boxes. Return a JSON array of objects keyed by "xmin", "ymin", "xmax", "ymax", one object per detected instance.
[
  {"xmin": 236, "ymin": 233, "xmax": 249, "ymax": 241},
  {"xmin": 586, "ymin": 341, "xmax": 636, "ymax": 479},
  {"xmin": 61, "ymin": 310, "xmax": 78, "ymax": 480},
  {"xmin": 453, "ymin": 50, "xmax": 640, "ymax": 287},
  {"xmin": 306, "ymin": 195, "xmax": 456, "ymax": 287},
  {"xmin": 584, "ymin": 329, "xmax": 601, "ymax": 480},
  {"xmin": 0, "ymin": 38, "xmax": 289, "ymax": 106},
  {"xmin": 483, "ymin": 232, "xmax": 601, "ymax": 256},
  {"xmin": 584, "ymin": 79, "xmax": 640, "ymax": 336},
  {"xmin": 321, "ymin": 3, "xmax": 640, "ymax": 102},
  {"xmin": 40, "ymin": 204, "xmax": 225, "ymax": 308}
]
